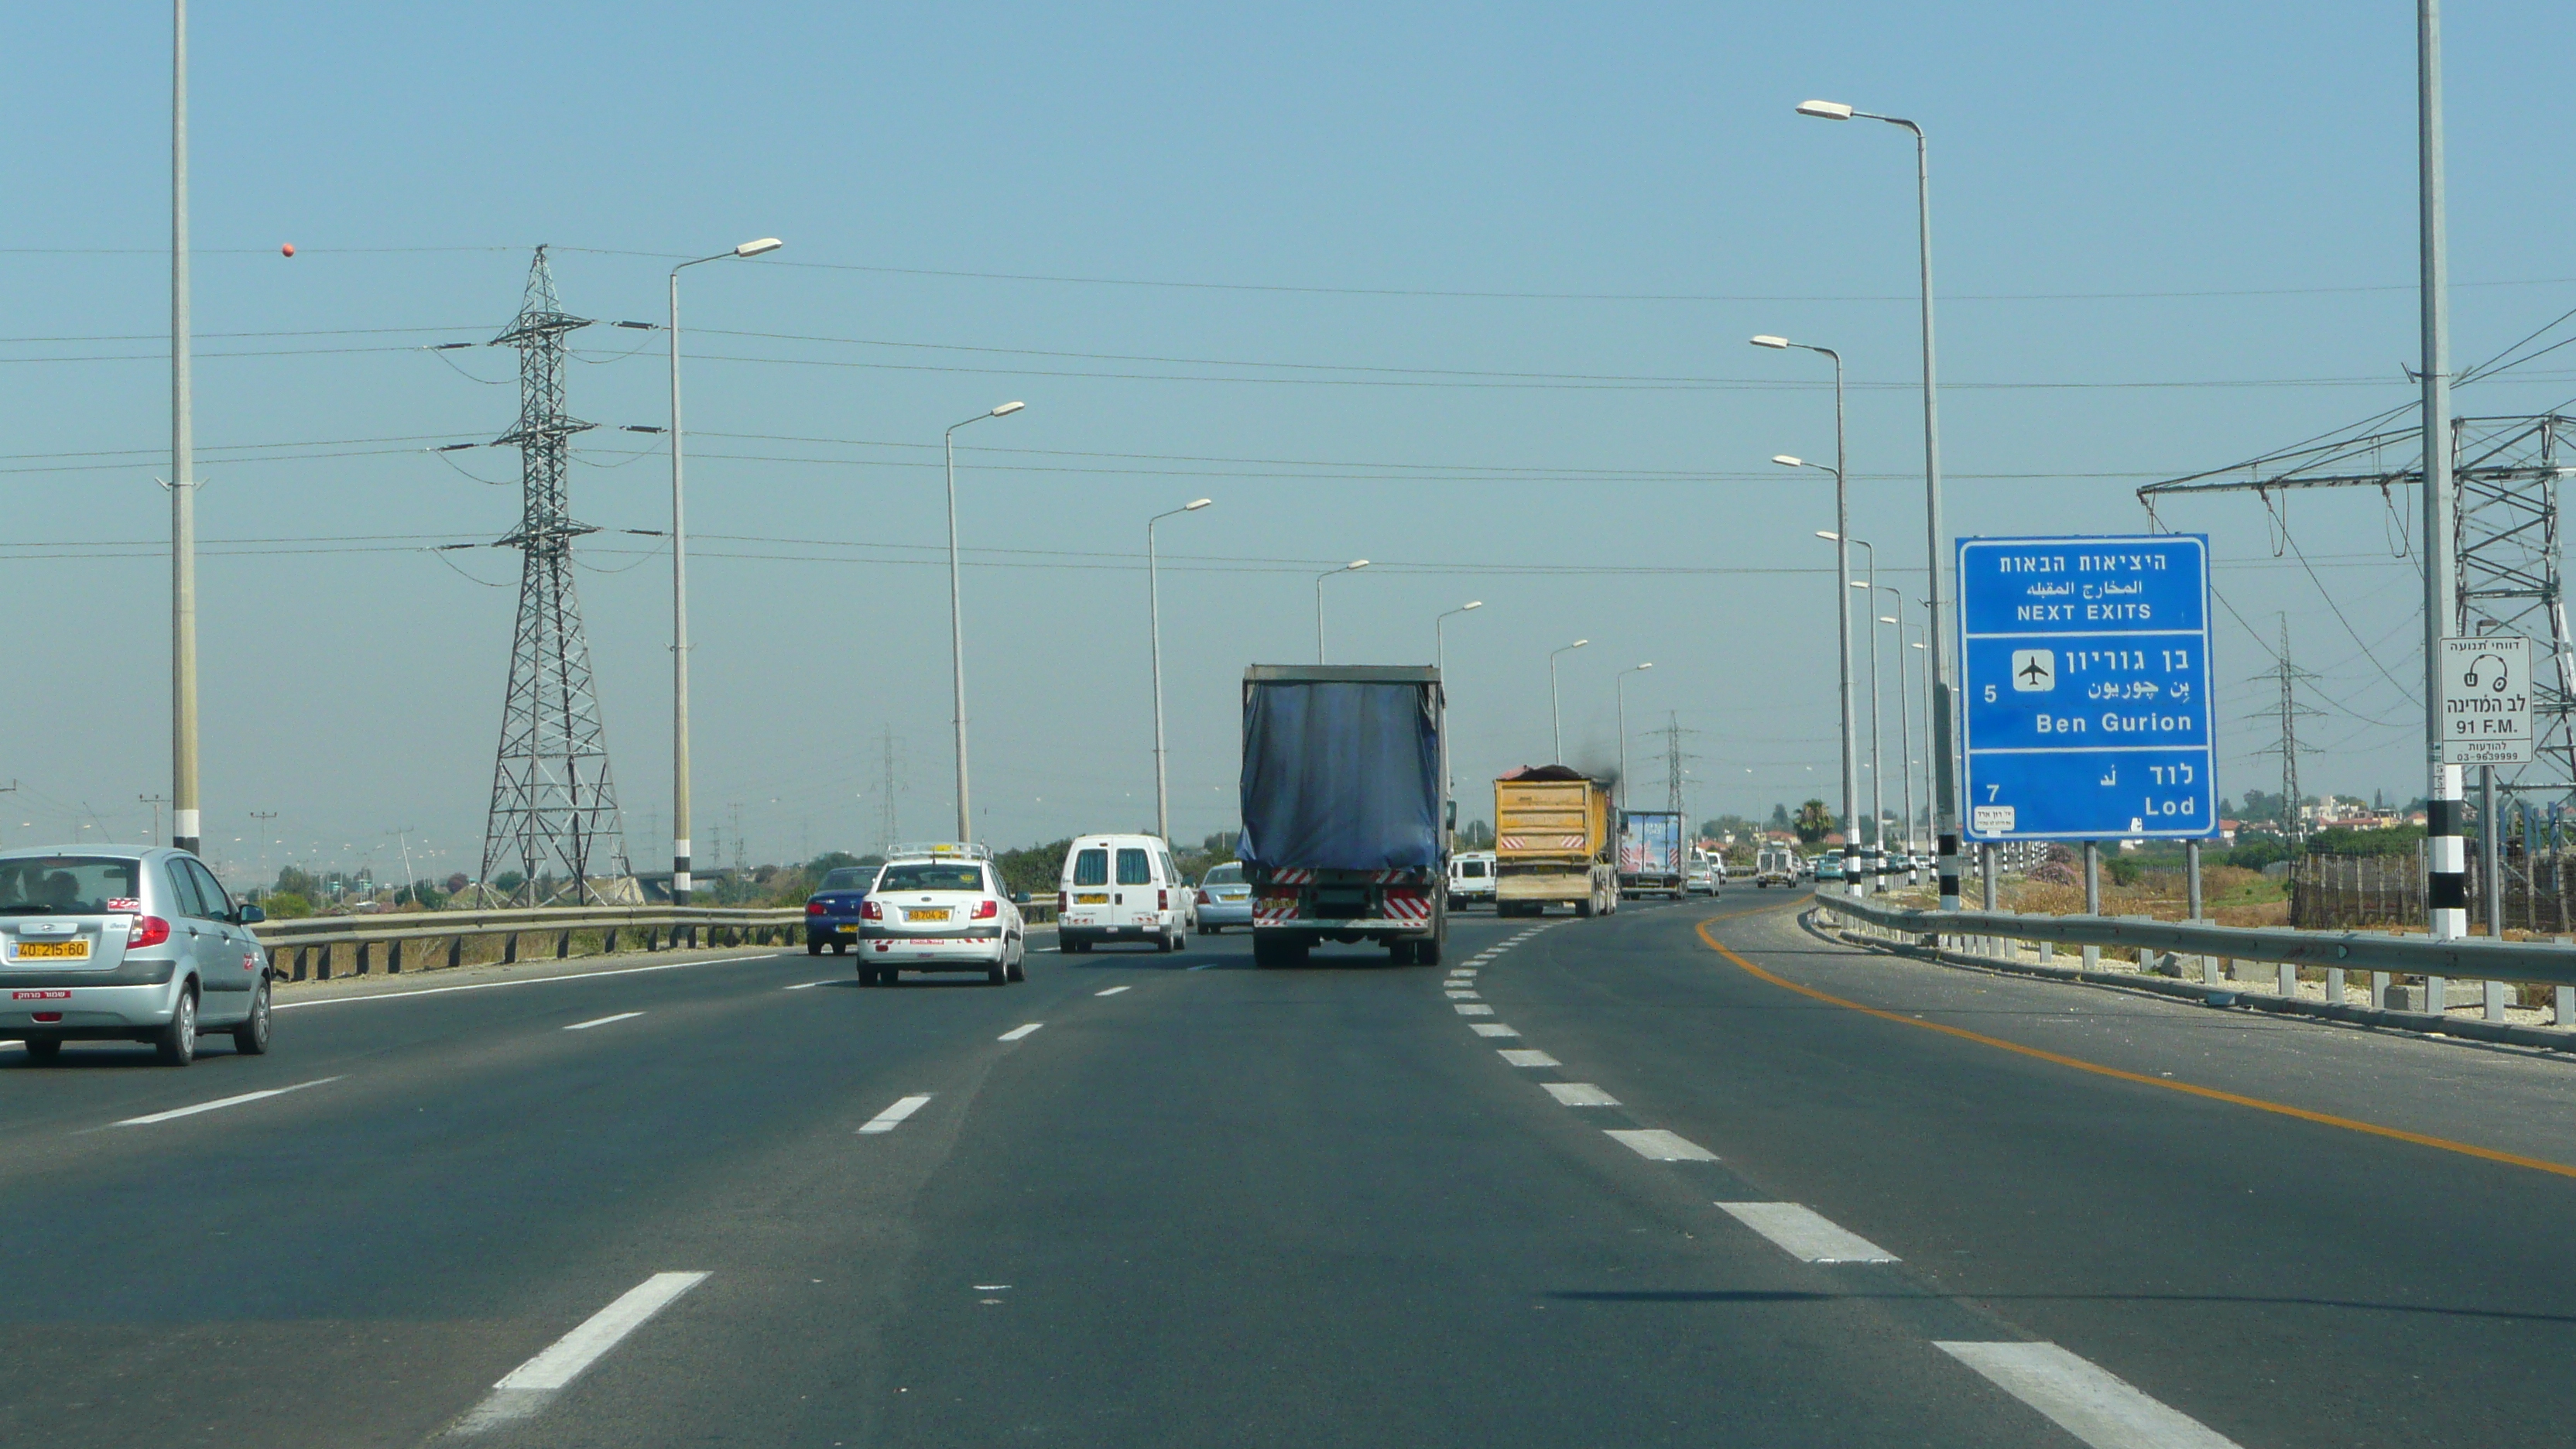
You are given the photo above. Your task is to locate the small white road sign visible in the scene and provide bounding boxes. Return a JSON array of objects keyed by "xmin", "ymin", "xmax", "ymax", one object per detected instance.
[{"xmin": 2439, "ymin": 635, "xmax": 2532, "ymax": 766}]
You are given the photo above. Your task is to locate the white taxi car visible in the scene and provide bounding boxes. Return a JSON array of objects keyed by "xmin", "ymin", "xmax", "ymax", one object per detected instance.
[{"xmin": 856, "ymin": 843, "xmax": 1026, "ymax": 987}]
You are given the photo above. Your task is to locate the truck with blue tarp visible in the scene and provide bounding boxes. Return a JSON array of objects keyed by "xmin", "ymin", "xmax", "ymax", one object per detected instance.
[{"xmin": 1237, "ymin": 664, "xmax": 1447, "ymax": 968}]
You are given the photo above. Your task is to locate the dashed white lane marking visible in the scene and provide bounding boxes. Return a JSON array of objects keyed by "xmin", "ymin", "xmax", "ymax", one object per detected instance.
[
  {"xmin": 1498, "ymin": 1048, "xmax": 1560, "ymax": 1067},
  {"xmin": 781, "ymin": 981, "xmax": 829, "ymax": 991},
  {"xmin": 1470, "ymin": 1023, "xmax": 1521, "ymax": 1038},
  {"xmin": 997, "ymin": 1023, "xmax": 1044, "ymax": 1041},
  {"xmin": 1934, "ymin": 1341, "xmax": 2242, "ymax": 1449},
  {"xmin": 1444, "ymin": 990, "xmax": 1481, "ymax": 1000},
  {"xmin": 456, "ymin": 1272, "xmax": 711, "ymax": 1431},
  {"xmin": 1094, "ymin": 985, "xmax": 1131, "ymax": 996},
  {"xmin": 1454, "ymin": 1003, "xmax": 1495, "ymax": 1016},
  {"xmin": 564, "ymin": 1012, "xmax": 642, "ymax": 1032},
  {"xmin": 1186, "ymin": 963, "xmax": 1218, "ymax": 972},
  {"xmin": 858, "ymin": 1094, "xmax": 934, "ymax": 1133},
  {"xmin": 1717, "ymin": 1202, "xmax": 1899, "ymax": 1263},
  {"xmin": 113, "ymin": 1075, "xmax": 343, "ymax": 1127},
  {"xmin": 1606, "ymin": 1129, "xmax": 1718, "ymax": 1162},
  {"xmin": 1543, "ymin": 1082, "xmax": 1620, "ymax": 1107}
]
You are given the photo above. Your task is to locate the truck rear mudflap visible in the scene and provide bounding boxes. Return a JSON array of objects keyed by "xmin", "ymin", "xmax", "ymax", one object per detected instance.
[{"xmin": 1249, "ymin": 868, "xmax": 1437, "ymax": 935}]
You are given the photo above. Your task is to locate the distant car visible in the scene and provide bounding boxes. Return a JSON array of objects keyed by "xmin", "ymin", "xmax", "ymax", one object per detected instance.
[
  {"xmin": 0, "ymin": 846, "xmax": 270, "ymax": 1066},
  {"xmin": 1057, "ymin": 834, "xmax": 1193, "ymax": 951},
  {"xmin": 1814, "ymin": 855, "xmax": 1846, "ymax": 882},
  {"xmin": 804, "ymin": 864, "xmax": 882, "ymax": 954},
  {"xmin": 1195, "ymin": 862, "xmax": 1253, "ymax": 933},
  {"xmin": 857, "ymin": 843, "xmax": 1026, "ymax": 986},
  {"xmin": 1686, "ymin": 859, "xmax": 1715, "ymax": 894},
  {"xmin": 1447, "ymin": 851, "xmax": 1497, "ymax": 909}
]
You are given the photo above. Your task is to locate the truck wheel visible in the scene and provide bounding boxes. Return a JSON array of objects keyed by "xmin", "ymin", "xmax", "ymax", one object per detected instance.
[
  {"xmin": 1253, "ymin": 933, "xmax": 1307, "ymax": 969},
  {"xmin": 1416, "ymin": 931, "xmax": 1443, "ymax": 967},
  {"xmin": 1575, "ymin": 898, "xmax": 1594, "ymax": 919}
]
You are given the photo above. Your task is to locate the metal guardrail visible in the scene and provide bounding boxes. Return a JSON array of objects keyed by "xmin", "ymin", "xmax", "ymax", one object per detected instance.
[
  {"xmin": 252, "ymin": 905, "xmax": 804, "ymax": 980},
  {"xmin": 1813, "ymin": 884, "xmax": 2576, "ymax": 1009}
]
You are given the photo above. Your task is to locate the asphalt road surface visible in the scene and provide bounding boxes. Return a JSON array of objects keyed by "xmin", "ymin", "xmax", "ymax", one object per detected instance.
[{"xmin": 7, "ymin": 892, "xmax": 2575, "ymax": 1447}]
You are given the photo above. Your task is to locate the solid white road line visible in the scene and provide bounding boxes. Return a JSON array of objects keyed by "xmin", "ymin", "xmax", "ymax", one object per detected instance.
[
  {"xmin": 858, "ymin": 1094, "xmax": 934, "ymax": 1133},
  {"xmin": 1453, "ymin": 1003, "xmax": 1495, "ymax": 1016},
  {"xmin": 456, "ymin": 1272, "xmax": 711, "ymax": 1432},
  {"xmin": 114, "ymin": 1075, "xmax": 344, "ymax": 1127},
  {"xmin": 1543, "ymin": 1082, "xmax": 1620, "ymax": 1107},
  {"xmin": 1469, "ymin": 1023, "xmax": 1521, "ymax": 1038},
  {"xmin": 273, "ymin": 952, "xmax": 773, "ymax": 1011},
  {"xmin": 1094, "ymin": 985, "xmax": 1132, "ymax": 996},
  {"xmin": 998, "ymin": 1023, "xmax": 1044, "ymax": 1041},
  {"xmin": 1716, "ymin": 1202, "xmax": 1899, "ymax": 1263},
  {"xmin": 564, "ymin": 1012, "xmax": 642, "ymax": 1032},
  {"xmin": 1498, "ymin": 1048, "xmax": 1560, "ymax": 1067},
  {"xmin": 1605, "ymin": 1129, "xmax": 1719, "ymax": 1162},
  {"xmin": 1934, "ymin": 1342, "xmax": 2242, "ymax": 1449}
]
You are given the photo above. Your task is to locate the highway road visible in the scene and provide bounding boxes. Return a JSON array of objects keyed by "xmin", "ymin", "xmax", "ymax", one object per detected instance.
[{"xmin": 6, "ymin": 892, "xmax": 2576, "ymax": 1447}]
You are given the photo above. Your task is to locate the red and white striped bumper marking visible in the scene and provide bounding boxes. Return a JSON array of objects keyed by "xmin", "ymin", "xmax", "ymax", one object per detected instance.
[{"xmin": 1382, "ymin": 889, "xmax": 1431, "ymax": 923}]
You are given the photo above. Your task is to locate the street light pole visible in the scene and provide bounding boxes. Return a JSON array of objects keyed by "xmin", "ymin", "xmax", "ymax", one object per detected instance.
[
  {"xmin": 1757, "ymin": 334, "xmax": 1857, "ymax": 892},
  {"xmin": 1798, "ymin": 98, "xmax": 1955, "ymax": 909},
  {"xmin": 944, "ymin": 400, "xmax": 1027, "ymax": 842},
  {"xmin": 1882, "ymin": 594, "xmax": 1915, "ymax": 886},
  {"xmin": 1548, "ymin": 639, "xmax": 1589, "ymax": 764},
  {"xmin": 170, "ymin": 0, "xmax": 200, "ymax": 855},
  {"xmin": 1435, "ymin": 601, "xmax": 1484, "ymax": 814},
  {"xmin": 2415, "ymin": 2, "xmax": 2465, "ymax": 941},
  {"xmin": 1314, "ymin": 560, "xmax": 1369, "ymax": 664},
  {"xmin": 1616, "ymin": 663, "xmax": 1653, "ymax": 811},
  {"xmin": 666, "ymin": 237, "xmax": 781, "ymax": 904},
  {"xmin": 1148, "ymin": 498, "xmax": 1212, "ymax": 842},
  {"xmin": 1821, "ymin": 537, "xmax": 1883, "ymax": 892}
]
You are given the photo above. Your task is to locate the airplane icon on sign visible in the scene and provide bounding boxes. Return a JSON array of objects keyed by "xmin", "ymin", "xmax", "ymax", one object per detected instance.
[{"xmin": 2011, "ymin": 649, "xmax": 2055, "ymax": 692}]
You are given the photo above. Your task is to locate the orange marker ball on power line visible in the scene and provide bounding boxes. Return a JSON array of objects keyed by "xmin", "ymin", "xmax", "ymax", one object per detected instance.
[{"xmin": 281, "ymin": 243, "xmax": 296, "ymax": 257}]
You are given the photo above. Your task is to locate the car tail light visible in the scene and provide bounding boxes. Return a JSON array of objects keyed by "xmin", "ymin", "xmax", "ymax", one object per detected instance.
[
  {"xmin": 974, "ymin": 899, "xmax": 999, "ymax": 920},
  {"xmin": 1196, "ymin": 889, "xmax": 1212, "ymax": 906},
  {"xmin": 1057, "ymin": 891, "xmax": 1068, "ymax": 913},
  {"xmin": 127, "ymin": 915, "xmax": 171, "ymax": 949},
  {"xmin": 860, "ymin": 899, "xmax": 882, "ymax": 921},
  {"xmin": 805, "ymin": 900, "xmax": 827, "ymax": 916},
  {"xmin": 1158, "ymin": 889, "xmax": 1169, "ymax": 911}
]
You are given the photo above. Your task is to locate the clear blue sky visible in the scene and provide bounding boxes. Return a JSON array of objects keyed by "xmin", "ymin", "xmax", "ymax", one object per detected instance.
[{"xmin": 6, "ymin": 2, "xmax": 2574, "ymax": 882}]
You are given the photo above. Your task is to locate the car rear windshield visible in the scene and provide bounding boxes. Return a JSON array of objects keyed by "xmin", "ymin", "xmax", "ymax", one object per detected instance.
[
  {"xmin": 0, "ymin": 856, "xmax": 142, "ymax": 914},
  {"xmin": 1458, "ymin": 860, "xmax": 1488, "ymax": 878},
  {"xmin": 1116, "ymin": 848, "xmax": 1153, "ymax": 885},
  {"xmin": 878, "ymin": 864, "xmax": 985, "ymax": 893},
  {"xmin": 1202, "ymin": 864, "xmax": 1242, "ymax": 885},
  {"xmin": 1071, "ymin": 849, "xmax": 1108, "ymax": 886},
  {"xmin": 819, "ymin": 868, "xmax": 875, "ymax": 891}
]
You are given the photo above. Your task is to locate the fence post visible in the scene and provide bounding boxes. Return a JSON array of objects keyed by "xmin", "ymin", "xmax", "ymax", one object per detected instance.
[
  {"xmin": 2372, "ymin": 970, "xmax": 2393, "ymax": 1009},
  {"xmin": 2081, "ymin": 842, "xmax": 2102, "ymax": 972},
  {"xmin": 2485, "ymin": 979, "xmax": 2509, "ymax": 1022},
  {"xmin": 503, "ymin": 932, "xmax": 519, "ymax": 965},
  {"xmin": 557, "ymin": 930, "xmax": 571, "ymax": 960},
  {"xmin": 2276, "ymin": 961, "xmax": 2295, "ymax": 998},
  {"xmin": 2326, "ymin": 964, "xmax": 2345, "ymax": 1003}
]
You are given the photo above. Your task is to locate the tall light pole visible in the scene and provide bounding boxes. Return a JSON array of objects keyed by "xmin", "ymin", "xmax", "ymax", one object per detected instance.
[
  {"xmin": 1436, "ymin": 601, "xmax": 1484, "ymax": 817},
  {"xmin": 1314, "ymin": 560, "xmax": 1368, "ymax": 663},
  {"xmin": 1548, "ymin": 639, "xmax": 1589, "ymax": 763},
  {"xmin": 2414, "ymin": 3, "xmax": 2465, "ymax": 941},
  {"xmin": 1757, "ymin": 333, "xmax": 1855, "ymax": 890},
  {"xmin": 1821, "ymin": 532, "xmax": 1884, "ymax": 893},
  {"xmin": 1880, "ymin": 595, "xmax": 1915, "ymax": 886},
  {"xmin": 1615, "ymin": 663, "xmax": 1653, "ymax": 810},
  {"xmin": 945, "ymin": 400, "xmax": 1026, "ymax": 841},
  {"xmin": 666, "ymin": 235, "xmax": 782, "ymax": 903},
  {"xmin": 1797, "ymin": 97, "xmax": 1955, "ymax": 909},
  {"xmin": 170, "ymin": 0, "xmax": 200, "ymax": 855},
  {"xmin": 1148, "ymin": 498, "xmax": 1212, "ymax": 842}
]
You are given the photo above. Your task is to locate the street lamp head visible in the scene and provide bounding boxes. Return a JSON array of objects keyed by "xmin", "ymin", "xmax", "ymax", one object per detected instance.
[
  {"xmin": 1570, "ymin": 639, "xmax": 1589, "ymax": 649},
  {"xmin": 1816, "ymin": 529, "xmax": 1841, "ymax": 541},
  {"xmin": 1797, "ymin": 99, "xmax": 1856, "ymax": 120},
  {"xmin": 1850, "ymin": 581, "xmax": 1870, "ymax": 591},
  {"xmin": 1750, "ymin": 334, "xmax": 1791, "ymax": 349},
  {"xmin": 1184, "ymin": 498, "xmax": 1212, "ymax": 511},
  {"xmin": 1773, "ymin": 455, "xmax": 1804, "ymax": 468},
  {"xmin": 1461, "ymin": 600, "xmax": 1483, "ymax": 611},
  {"xmin": 1638, "ymin": 662, "xmax": 1654, "ymax": 670},
  {"xmin": 1879, "ymin": 616, "xmax": 1899, "ymax": 625},
  {"xmin": 1346, "ymin": 559, "xmax": 1370, "ymax": 571},
  {"xmin": 733, "ymin": 238, "xmax": 784, "ymax": 257},
  {"xmin": 989, "ymin": 400, "xmax": 1026, "ymax": 417}
]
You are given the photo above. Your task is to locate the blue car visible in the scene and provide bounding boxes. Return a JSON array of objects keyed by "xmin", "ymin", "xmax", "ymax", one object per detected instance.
[{"xmin": 804, "ymin": 865, "xmax": 882, "ymax": 954}]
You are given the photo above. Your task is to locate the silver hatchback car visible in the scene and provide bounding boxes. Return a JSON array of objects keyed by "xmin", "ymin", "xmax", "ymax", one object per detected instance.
[{"xmin": 0, "ymin": 847, "xmax": 271, "ymax": 1066}]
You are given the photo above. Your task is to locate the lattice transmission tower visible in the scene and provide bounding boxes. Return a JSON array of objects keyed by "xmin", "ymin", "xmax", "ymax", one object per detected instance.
[
  {"xmin": 478, "ymin": 247, "xmax": 632, "ymax": 904},
  {"xmin": 2143, "ymin": 413, "xmax": 2576, "ymax": 807}
]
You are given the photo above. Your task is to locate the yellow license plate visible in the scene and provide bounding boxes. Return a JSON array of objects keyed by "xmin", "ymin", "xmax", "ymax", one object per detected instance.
[
  {"xmin": 906, "ymin": 908, "xmax": 951, "ymax": 923},
  {"xmin": 1074, "ymin": 892, "xmax": 1108, "ymax": 905},
  {"xmin": 13, "ymin": 940, "xmax": 89, "ymax": 961}
]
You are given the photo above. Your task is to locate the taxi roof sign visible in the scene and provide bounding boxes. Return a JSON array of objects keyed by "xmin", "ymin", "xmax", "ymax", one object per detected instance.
[{"xmin": 886, "ymin": 841, "xmax": 991, "ymax": 862}]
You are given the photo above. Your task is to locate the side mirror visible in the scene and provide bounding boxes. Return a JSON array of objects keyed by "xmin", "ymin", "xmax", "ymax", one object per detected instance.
[
  {"xmin": 1010, "ymin": 891, "xmax": 1030, "ymax": 906},
  {"xmin": 235, "ymin": 903, "xmax": 266, "ymax": 925},
  {"xmin": 1445, "ymin": 800, "xmax": 1458, "ymax": 831}
]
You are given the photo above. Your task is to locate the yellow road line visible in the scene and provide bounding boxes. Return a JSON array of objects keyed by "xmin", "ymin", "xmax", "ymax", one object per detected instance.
[{"xmin": 1694, "ymin": 915, "xmax": 2576, "ymax": 1182}]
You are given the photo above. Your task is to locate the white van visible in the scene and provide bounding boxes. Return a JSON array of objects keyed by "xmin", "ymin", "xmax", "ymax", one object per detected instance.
[
  {"xmin": 1447, "ymin": 851, "xmax": 1497, "ymax": 909},
  {"xmin": 1057, "ymin": 834, "xmax": 1194, "ymax": 952}
]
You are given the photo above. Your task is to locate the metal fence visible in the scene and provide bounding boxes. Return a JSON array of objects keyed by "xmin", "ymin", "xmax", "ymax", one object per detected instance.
[
  {"xmin": 2290, "ymin": 850, "xmax": 2576, "ymax": 934},
  {"xmin": 252, "ymin": 906, "xmax": 803, "ymax": 981},
  {"xmin": 1813, "ymin": 885, "xmax": 2576, "ymax": 1046}
]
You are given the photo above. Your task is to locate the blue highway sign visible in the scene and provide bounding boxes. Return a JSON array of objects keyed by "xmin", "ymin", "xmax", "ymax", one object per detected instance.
[{"xmin": 1958, "ymin": 534, "xmax": 2218, "ymax": 841}]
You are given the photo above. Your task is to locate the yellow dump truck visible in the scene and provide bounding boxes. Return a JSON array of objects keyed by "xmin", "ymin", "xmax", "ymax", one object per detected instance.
[{"xmin": 1493, "ymin": 766, "xmax": 1619, "ymax": 917}]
